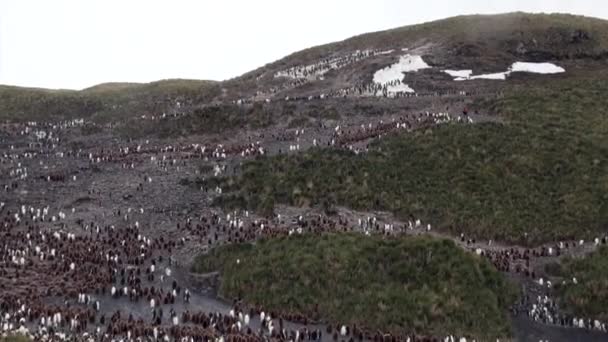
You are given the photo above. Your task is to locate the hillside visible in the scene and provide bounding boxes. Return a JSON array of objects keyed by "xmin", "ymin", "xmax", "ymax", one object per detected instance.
[
  {"xmin": 1, "ymin": 12, "xmax": 608, "ymax": 341},
  {"xmin": 2, "ymin": 13, "xmax": 606, "ymax": 242},
  {"xmin": 2, "ymin": 13, "xmax": 608, "ymax": 127},
  {"xmin": 0, "ymin": 79, "xmax": 220, "ymax": 123},
  {"xmin": 209, "ymin": 73, "xmax": 608, "ymax": 245},
  {"xmin": 231, "ymin": 12, "xmax": 608, "ymax": 99}
]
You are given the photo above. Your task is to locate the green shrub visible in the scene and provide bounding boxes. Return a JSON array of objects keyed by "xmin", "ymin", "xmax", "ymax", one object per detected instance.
[{"xmin": 555, "ymin": 246, "xmax": 608, "ymax": 321}]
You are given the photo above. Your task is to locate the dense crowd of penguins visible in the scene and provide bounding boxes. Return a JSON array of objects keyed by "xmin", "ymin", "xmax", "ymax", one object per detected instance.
[
  {"xmin": 274, "ymin": 49, "xmax": 395, "ymax": 80},
  {"xmin": 1, "ymin": 101, "xmax": 606, "ymax": 342},
  {"xmin": 2, "ymin": 195, "xmax": 607, "ymax": 342},
  {"xmin": 0, "ymin": 200, "xmax": 500, "ymax": 342},
  {"xmin": 235, "ymin": 49, "xmax": 398, "ymax": 106},
  {"xmin": 228, "ymin": 49, "xmax": 504, "ymax": 106}
]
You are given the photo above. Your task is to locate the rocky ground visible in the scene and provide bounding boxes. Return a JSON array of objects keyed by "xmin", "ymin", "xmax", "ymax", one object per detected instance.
[{"xmin": 0, "ymin": 90, "xmax": 606, "ymax": 341}]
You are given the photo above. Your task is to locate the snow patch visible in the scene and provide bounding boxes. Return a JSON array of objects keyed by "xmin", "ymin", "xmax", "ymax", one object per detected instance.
[
  {"xmin": 372, "ymin": 54, "xmax": 430, "ymax": 96},
  {"xmin": 446, "ymin": 62, "xmax": 565, "ymax": 81},
  {"xmin": 443, "ymin": 62, "xmax": 566, "ymax": 81},
  {"xmin": 510, "ymin": 62, "xmax": 565, "ymax": 74},
  {"xmin": 464, "ymin": 72, "xmax": 509, "ymax": 81},
  {"xmin": 386, "ymin": 83, "xmax": 415, "ymax": 94},
  {"xmin": 377, "ymin": 49, "xmax": 395, "ymax": 55},
  {"xmin": 373, "ymin": 54, "xmax": 430, "ymax": 84},
  {"xmin": 443, "ymin": 70, "xmax": 473, "ymax": 79}
]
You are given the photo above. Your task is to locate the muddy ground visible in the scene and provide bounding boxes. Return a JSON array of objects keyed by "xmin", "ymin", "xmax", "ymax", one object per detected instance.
[{"xmin": 0, "ymin": 94, "xmax": 606, "ymax": 341}]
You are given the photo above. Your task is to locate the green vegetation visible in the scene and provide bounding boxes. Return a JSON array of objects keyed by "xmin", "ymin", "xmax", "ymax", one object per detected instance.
[
  {"xmin": 0, "ymin": 79, "xmax": 220, "ymax": 123},
  {"xmin": 194, "ymin": 233, "xmax": 517, "ymax": 338},
  {"xmin": 0, "ymin": 79, "xmax": 282, "ymax": 138},
  {"xmin": 554, "ymin": 246, "xmax": 608, "ymax": 321},
  {"xmin": 0, "ymin": 335, "xmax": 31, "ymax": 342},
  {"xmin": 210, "ymin": 76, "xmax": 608, "ymax": 245},
  {"xmin": 125, "ymin": 102, "xmax": 275, "ymax": 138}
]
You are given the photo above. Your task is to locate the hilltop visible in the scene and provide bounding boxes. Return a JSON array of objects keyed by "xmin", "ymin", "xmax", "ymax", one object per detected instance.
[
  {"xmin": 2, "ymin": 13, "xmax": 608, "ymax": 127},
  {"xmin": 230, "ymin": 12, "xmax": 608, "ymax": 98},
  {"xmin": 0, "ymin": 79, "xmax": 220, "ymax": 123}
]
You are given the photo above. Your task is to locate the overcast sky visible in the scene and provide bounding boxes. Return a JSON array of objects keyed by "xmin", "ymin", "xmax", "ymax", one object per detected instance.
[{"xmin": 0, "ymin": 0, "xmax": 606, "ymax": 90}]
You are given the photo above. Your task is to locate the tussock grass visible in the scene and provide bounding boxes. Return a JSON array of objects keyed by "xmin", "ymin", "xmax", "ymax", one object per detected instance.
[
  {"xmin": 0, "ymin": 335, "xmax": 31, "ymax": 342},
  {"xmin": 554, "ymin": 246, "xmax": 608, "ymax": 321},
  {"xmin": 0, "ymin": 79, "xmax": 220, "ymax": 124},
  {"xmin": 194, "ymin": 233, "xmax": 517, "ymax": 339}
]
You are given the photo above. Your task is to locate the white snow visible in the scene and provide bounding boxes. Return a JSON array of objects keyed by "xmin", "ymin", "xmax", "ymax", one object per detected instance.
[
  {"xmin": 443, "ymin": 70, "xmax": 473, "ymax": 79},
  {"xmin": 373, "ymin": 54, "xmax": 430, "ymax": 84},
  {"xmin": 372, "ymin": 54, "xmax": 430, "ymax": 95},
  {"xmin": 377, "ymin": 49, "xmax": 395, "ymax": 55},
  {"xmin": 386, "ymin": 83, "xmax": 415, "ymax": 94},
  {"xmin": 510, "ymin": 62, "xmax": 565, "ymax": 74},
  {"xmin": 466, "ymin": 72, "xmax": 510, "ymax": 81},
  {"xmin": 447, "ymin": 62, "xmax": 564, "ymax": 81}
]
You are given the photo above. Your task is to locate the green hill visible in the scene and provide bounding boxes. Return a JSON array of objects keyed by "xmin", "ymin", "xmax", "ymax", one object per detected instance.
[
  {"xmin": 194, "ymin": 233, "xmax": 517, "ymax": 339},
  {"xmin": 551, "ymin": 246, "xmax": 608, "ymax": 322},
  {"xmin": 0, "ymin": 79, "xmax": 220, "ymax": 123}
]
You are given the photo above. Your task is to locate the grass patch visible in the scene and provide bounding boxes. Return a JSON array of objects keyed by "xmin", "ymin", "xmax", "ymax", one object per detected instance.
[
  {"xmin": 0, "ymin": 79, "xmax": 220, "ymax": 124},
  {"xmin": 287, "ymin": 116, "xmax": 312, "ymax": 128},
  {"xmin": 194, "ymin": 233, "xmax": 517, "ymax": 339},
  {"xmin": 122, "ymin": 102, "xmax": 275, "ymax": 138},
  {"xmin": 211, "ymin": 76, "xmax": 608, "ymax": 245},
  {"xmin": 555, "ymin": 246, "xmax": 608, "ymax": 321},
  {"xmin": 0, "ymin": 336, "xmax": 31, "ymax": 342}
]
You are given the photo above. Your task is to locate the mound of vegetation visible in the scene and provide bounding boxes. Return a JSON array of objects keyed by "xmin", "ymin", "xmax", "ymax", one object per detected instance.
[
  {"xmin": 126, "ymin": 102, "xmax": 275, "ymax": 138},
  {"xmin": 553, "ymin": 246, "xmax": 608, "ymax": 321},
  {"xmin": 210, "ymin": 75, "xmax": 608, "ymax": 245},
  {"xmin": 0, "ymin": 79, "xmax": 220, "ymax": 123},
  {"xmin": 0, "ymin": 335, "xmax": 30, "ymax": 342},
  {"xmin": 194, "ymin": 233, "xmax": 516, "ymax": 338}
]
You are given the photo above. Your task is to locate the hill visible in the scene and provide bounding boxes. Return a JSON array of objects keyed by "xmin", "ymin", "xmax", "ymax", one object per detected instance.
[
  {"xmin": 193, "ymin": 233, "xmax": 517, "ymax": 339},
  {"xmin": 0, "ymin": 79, "xmax": 220, "ymax": 123},
  {"xmin": 2, "ymin": 13, "xmax": 608, "ymax": 128},
  {"xmin": 259, "ymin": 12, "xmax": 608, "ymax": 72},
  {"xmin": 231, "ymin": 12, "xmax": 608, "ymax": 99},
  {"xmin": 143, "ymin": 12, "xmax": 608, "ymax": 245},
  {"xmin": 2, "ymin": 12, "xmax": 608, "ymax": 245},
  {"xmin": 209, "ymin": 72, "xmax": 608, "ymax": 245},
  {"xmin": 1, "ymin": 11, "xmax": 608, "ymax": 341}
]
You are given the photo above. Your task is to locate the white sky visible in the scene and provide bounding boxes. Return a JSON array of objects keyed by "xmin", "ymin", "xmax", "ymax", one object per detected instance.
[{"xmin": 0, "ymin": 0, "xmax": 606, "ymax": 90}]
